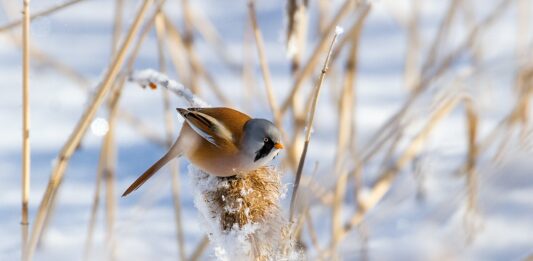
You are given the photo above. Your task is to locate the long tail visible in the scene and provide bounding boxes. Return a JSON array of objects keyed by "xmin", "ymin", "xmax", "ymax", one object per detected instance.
[{"xmin": 122, "ymin": 137, "xmax": 183, "ymax": 197}]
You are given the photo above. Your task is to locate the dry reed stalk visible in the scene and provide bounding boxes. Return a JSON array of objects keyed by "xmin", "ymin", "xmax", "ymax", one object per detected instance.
[
  {"xmin": 117, "ymin": 110, "xmax": 166, "ymax": 146},
  {"xmin": 154, "ymin": 12, "xmax": 187, "ymax": 260},
  {"xmin": 286, "ymin": 0, "xmax": 308, "ymax": 73},
  {"xmin": 247, "ymin": 0, "xmax": 281, "ymax": 127},
  {"xmin": 242, "ymin": 23, "xmax": 258, "ymax": 111},
  {"xmin": 517, "ymin": 0, "xmax": 532, "ymax": 59},
  {"xmin": 331, "ymin": 8, "xmax": 369, "ymax": 248},
  {"xmin": 83, "ymin": 147, "xmax": 106, "ymax": 261},
  {"xmin": 421, "ymin": 0, "xmax": 461, "ymax": 74},
  {"xmin": 355, "ymin": 0, "xmax": 511, "ymax": 174},
  {"xmin": 463, "ymin": 98, "xmax": 479, "ymax": 243},
  {"xmin": 100, "ymin": 2, "xmax": 125, "ymax": 258},
  {"xmin": 179, "ymin": 0, "xmax": 200, "ymax": 94},
  {"xmin": 289, "ymin": 27, "xmax": 343, "ymax": 221},
  {"xmin": 343, "ymin": 95, "xmax": 462, "ymax": 238},
  {"xmin": 304, "ymin": 209, "xmax": 321, "ymax": 253},
  {"xmin": 4, "ymin": 37, "xmax": 92, "ymax": 89},
  {"xmin": 5, "ymin": 34, "xmax": 170, "ymax": 149},
  {"xmin": 163, "ymin": 15, "xmax": 231, "ymax": 105},
  {"xmin": 25, "ymin": 1, "xmax": 154, "ymax": 258},
  {"xmin": 285, "ymin": 4, "xmax": 370, "ymax": 173},
  {"xmin": 189, "ymin": 8, "xmax": 241, "ymax": 72},
  {"xmin": 478, "ymin": 67, "xmax": 532, "ymax": 164},
  {"xmin": 84, "ymin": 1, "xmax": 168, "ymax": 257},
  {"xmin": 111, "ymin": 0, "xmax": 124, "ymax": 56},
  {"xmin": 21, "ymin": 0, "xmax": 31, "ymax": 260},
  {"xmin": 189, "ymin": 235, "xmax": 209, "ymax": 261},
  {"xmin": 404, "ymin": 0, "xmax": 421, "ymax": 91},
  {"xmin": 316, "ymin": 96, "xmax": 462, "ymax": 260},
  {"xmin": 317, "ymin": 0, "xmax": 330, "ymax": 35},
  {"xmin": 280, "ymin": 0, "xmax": 361, "ymax": 114},
  {"xmin": 0, "ymin": 0, "xmax": 86, "ymax": 32}
]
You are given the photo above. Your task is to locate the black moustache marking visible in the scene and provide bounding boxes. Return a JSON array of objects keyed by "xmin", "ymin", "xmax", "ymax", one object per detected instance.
[{"xmin": 254, "ymin": 140, "xmax": 274, "ymax": 162}]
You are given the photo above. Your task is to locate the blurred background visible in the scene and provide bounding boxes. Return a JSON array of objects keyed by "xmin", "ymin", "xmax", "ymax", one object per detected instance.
[{"xmin": 1, "ymin": 0, "xmax": 533, "ymax": 260}]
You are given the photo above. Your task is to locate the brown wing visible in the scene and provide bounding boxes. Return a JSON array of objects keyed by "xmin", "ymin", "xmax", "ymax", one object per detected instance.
[{"xmin": 177, "ymin": 107, "xmax": 251, "ymax": 149}]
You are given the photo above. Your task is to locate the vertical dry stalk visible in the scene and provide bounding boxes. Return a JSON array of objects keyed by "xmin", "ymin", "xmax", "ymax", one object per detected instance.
[
  {"xmin": 247, "ymin": 0, "xmax": 281, "ymax": 127},
  {"xmin": 189, "ymin": 236, "xmax": 210, "ymax": 261},
  {"xmin": 154, "ymin": 12, "xmax": 187, "ymax": 260},
  {"xmin": 404, "ymin": 0, "xmax": 421, "ymax": 91},
  {"xmin": 421, "ymin": 0, "xmax": 461, "ymax": 74},
  {"xmin": 5, "ymin": 35, "xmax": 166, "ymax": 149},
  {"xmin": 242, "ymin": 23, "xmax": 258, "ymax": 111},
  {"xmin": 331, "ymin": 7, "xmax": 369, "ymax": 248},
  {"xmin": 26, "ymin": 1, "xmax": 154, "ymax": 259},
  {"xmin": 317, "ymin": 0, "xmax": 330, "ymax": 35},
  {"xmin": 0, "ymin": 0, "xmax": 86, "ymax": 32},
  {"xmin": 289, "ymin": 27, "xmax": 343, "ymax": 221},
  {"xmin": 286, "ymin": 0, "xmax": 308, "ymax": 73},
  {"xmin": 516, "ymin": 0, "xmax": 531, "ymax": 60},
  {"xmin": 21, "ymin": 0, "xmax": 31, "ymax": 260},
  {"xmin": 180, "ymin": 0, "xmax": 200, "ymax": 94},
  {"xmin": 83, "ymin": 149, "xmax": 105, "ymax": 261},
  {"xmin": 84, "ymin": 3, "xmax": 165, "ymax": 259},
  {"xmin": 111, "ymin": 0, "xmax": 124, "ymax": 56},
  {"xmin": 280, "ymin": 0, "xmax": 360, "ymax": 114},
  {"xmin": 463, "ymin": 98, "xmax": 479, "ymax": 243},
  {"xmin": 102, "ymin": 2, "xmax": 124, "ymax": 258},
  {"xmin": 190, "ymin": 9, "xmax": 241, "ymax": 72},
  {"xmin": 163, "ymin": 15, "xmax": 230, "ymax": 105}
]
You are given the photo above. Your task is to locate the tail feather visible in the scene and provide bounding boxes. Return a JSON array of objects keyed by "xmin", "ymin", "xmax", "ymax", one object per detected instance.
[{"xmin": 122, "ymin": 138, "xmax": 183, "ymax": 197}]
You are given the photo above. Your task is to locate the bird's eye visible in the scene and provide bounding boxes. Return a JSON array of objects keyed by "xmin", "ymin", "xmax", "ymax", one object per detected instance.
[{"xmin": 263, "ymin": 137, "xmax": 269, "ymax": 143}]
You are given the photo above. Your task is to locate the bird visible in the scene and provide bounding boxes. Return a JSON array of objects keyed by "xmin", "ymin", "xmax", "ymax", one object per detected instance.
[{"xmin": 122, "ymin": 107, "xmax": 284, "ymax": 197}]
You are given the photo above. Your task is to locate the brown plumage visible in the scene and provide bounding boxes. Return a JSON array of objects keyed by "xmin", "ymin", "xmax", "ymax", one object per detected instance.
[{"xmin": 122, "ymin": 107, "xmax": 259, "ymax": 197}]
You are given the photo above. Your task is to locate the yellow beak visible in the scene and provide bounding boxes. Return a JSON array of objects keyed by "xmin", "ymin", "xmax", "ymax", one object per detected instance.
[{"xmin": 274, "ymin": 143, "xmax": 284, "ymax": 149}]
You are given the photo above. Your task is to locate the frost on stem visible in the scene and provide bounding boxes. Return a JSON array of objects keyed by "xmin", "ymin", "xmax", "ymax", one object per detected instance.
[
  {"xmin": 189, "ymin": 165, "xmax": 301, "ymax": 260},
  {"xmin": 129, "ymin": 69, "xmax": 209, "ymax": 107}
]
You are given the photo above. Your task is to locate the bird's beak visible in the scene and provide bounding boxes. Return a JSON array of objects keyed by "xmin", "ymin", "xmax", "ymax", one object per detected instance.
[{"xmin": 274, "ymin": 143, "xmax": 284, "ymax": 149}]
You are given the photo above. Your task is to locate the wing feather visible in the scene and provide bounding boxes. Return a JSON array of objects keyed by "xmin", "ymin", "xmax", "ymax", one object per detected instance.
[{"xmin": 177, "ymin": 108, "xmax": 234, "ymax": 147}]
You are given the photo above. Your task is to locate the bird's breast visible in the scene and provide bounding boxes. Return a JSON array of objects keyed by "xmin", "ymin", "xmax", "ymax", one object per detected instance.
[{"xmin": 181, "ymin": 123, "xmax": 247, "ymax": 177}]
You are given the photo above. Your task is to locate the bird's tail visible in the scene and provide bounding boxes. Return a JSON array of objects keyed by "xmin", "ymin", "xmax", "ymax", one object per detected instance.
[{"xmin": 122, "ymin": 137, "xmax": 183, "ymax": 197}]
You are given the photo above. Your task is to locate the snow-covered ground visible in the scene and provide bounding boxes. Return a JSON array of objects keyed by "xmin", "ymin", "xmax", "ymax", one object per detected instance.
[{"xmin": 1, "ymin": 0, "xmax": 532, "ymax": 260}]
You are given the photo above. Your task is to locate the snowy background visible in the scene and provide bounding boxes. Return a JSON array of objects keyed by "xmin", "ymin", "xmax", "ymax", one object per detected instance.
[{"xmin": 1, "ymin": 0, "xmax": 533, "ymax": 260}]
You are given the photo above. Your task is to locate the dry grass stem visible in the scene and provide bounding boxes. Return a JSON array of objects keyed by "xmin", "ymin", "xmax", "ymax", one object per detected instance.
[
  {"xmin": 331, "ymin": 16, "xmax": 368, "ymax": 248},
  {"xmin": 247, "ymin": 0, "xmax": 281, "ymax": 127},
  {"xmin": 421, "ymin": 0, "xmax": 461, "ymax": 73},
  {"xmin": 280, "ymin": 0, "xmax": 361, "ymax": 114},
  {"xmin": 343, "ymin": 95, "xmax": 462, "ymax": 240},
  {"xmin": 154, "ymin": 12, "xmax": 187, "ymax": 260},
  {"xmin": 0, "ymin": 0, "xmax": 86, "ymax": 32},
  {"xmin": 190, "ymin": 9, "xmax": 241, "ymax": 72},
  {"xmin": 84, "ymin": 0, "xmax": 167, "ymax": 256},
  {"xmin": 163, "ymin": 15, "xmax": 231, "ymax": 105},
  {"xmin": 20, "ymin": 0, "xmax": 31, "ymax": 260},
  {"xmin": 354, "ymin": 0, "xmax": 510, "ymax": 173},
  {"xmin": 286, "ymin": 0, "xmax": 309, "ymax": 73},
  {"xmin": 404, "ymin": 0, "xmax": 421, "ymax": 90},
  {"xmin": 189, "ymin": 235, "xmax": 210, "ymax": 261},
  {"xmin": 25, "ymin": 1, "xmax": 154, "ymax": 258},
  {"xmin": 290, "ymin": 27, "xmax": 343, "ymax": 221}
]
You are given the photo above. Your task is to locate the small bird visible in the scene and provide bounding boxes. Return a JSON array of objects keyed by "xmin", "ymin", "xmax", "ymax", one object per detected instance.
[{"xmin": 122, "ymin": 107, "xmax": 284, "ymax": 197}]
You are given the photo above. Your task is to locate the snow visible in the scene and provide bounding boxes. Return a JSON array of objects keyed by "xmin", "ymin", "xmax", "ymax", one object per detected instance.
[{"xmin": 1, "ymin": 0, "xmax": 532, "ymax": 260}]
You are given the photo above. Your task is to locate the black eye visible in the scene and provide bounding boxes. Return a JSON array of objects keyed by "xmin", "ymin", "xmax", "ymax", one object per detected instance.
[{"xmin": 263, "ymin": 137, "xmax": 269, "ymax": 143}]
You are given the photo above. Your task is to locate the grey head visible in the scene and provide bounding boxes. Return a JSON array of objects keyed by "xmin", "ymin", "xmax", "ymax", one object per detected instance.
[{"xmin": 241, "ymin": 119, "xmax": 283, "ymax": 164}]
